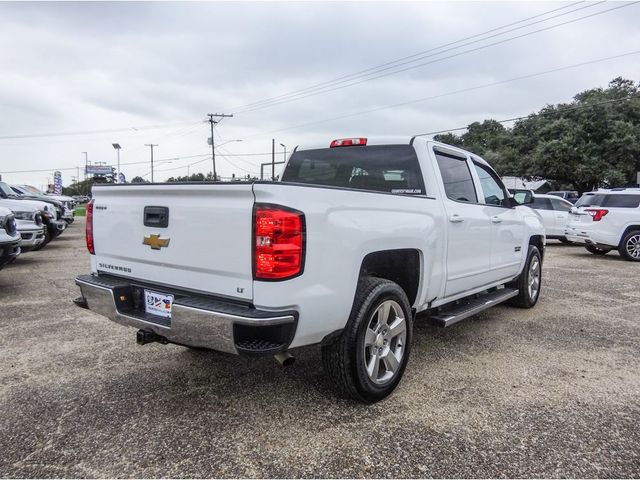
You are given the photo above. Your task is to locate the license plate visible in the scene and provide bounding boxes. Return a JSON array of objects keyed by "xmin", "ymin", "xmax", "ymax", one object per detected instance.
[{"xmin": 144, "ymin": 290, "xmax": 173, "ymax": 318}]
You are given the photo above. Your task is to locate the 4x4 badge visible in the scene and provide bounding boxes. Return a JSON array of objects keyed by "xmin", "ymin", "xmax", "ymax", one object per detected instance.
[{"xmin": 143, "ymin": 234, "xmax": 170, "ymax": 250}]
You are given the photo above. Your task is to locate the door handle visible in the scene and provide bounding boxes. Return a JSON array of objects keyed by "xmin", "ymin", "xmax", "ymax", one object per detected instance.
[
  {"xmin": 449, "ymin": 214, "xmax": 464, "ymax": 223},
  {"xmin": 491, "ymin": 216, "xmax": 502, "ymax": 223}
]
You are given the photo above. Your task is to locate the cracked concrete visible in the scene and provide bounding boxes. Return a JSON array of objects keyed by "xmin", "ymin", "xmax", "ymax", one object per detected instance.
[{"xmin": 0, "ymin": 219, "xmax": 638, "ymax": 477}]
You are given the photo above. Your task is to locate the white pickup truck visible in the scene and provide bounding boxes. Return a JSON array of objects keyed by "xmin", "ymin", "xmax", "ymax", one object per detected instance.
[{"xmin": 75, "ymin": 137, "xmax": 545, "ymax": 402}]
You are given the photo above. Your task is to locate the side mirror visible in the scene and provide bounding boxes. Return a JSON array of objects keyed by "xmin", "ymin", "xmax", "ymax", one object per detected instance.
[{"xmin": 512, "ymin": 189, "xmax": 534, "ymax": 205}]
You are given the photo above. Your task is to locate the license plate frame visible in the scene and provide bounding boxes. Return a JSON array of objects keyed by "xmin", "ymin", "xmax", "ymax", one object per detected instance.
[{"xmin": 144, "ymin": 289, "xmax": 174, "ymax": 318}]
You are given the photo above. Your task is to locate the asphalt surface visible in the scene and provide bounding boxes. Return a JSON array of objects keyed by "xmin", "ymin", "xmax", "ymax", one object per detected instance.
[{"xmin": 1, "ymin": 219, "xmax": 639, "ymax": 478}]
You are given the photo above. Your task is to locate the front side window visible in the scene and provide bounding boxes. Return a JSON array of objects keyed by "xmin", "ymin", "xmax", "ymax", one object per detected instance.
[
  {"xmin": 550, "ymin": 198, "xmax": 571, "ymax": 212},
  {"xmin": 434, "ymin": 150, "xmax": 477, "ymax": 203},
  {"xmin": 472, "ymin": 162, "xmax": 507, "ymax": 206}
]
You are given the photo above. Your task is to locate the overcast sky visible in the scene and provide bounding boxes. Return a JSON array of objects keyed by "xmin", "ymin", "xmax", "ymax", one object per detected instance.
[{"xmin": 0, "ymin": 1, "xmax": 638, "ymax": 189}]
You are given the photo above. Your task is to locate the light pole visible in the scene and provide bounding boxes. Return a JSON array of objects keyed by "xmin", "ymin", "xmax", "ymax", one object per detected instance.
[
  {"xmin": 112, "ymin": 143, "xmax": 121, "ymax": 183},
  {"xmin": 215, "ymin": 139, "xmax": 242, "ymax": 180},
  {"xmin": 280, "ymin": 143, "xmax": 287, "ymax": 164}
]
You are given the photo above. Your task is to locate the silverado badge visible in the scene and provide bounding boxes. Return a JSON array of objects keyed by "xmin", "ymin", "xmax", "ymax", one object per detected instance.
[{"xmin": 143, "ymin": 234, "xmax": 170, "ymax": 250}]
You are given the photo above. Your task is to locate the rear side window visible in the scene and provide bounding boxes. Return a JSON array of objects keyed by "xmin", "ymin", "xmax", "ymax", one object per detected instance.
[
  {"xmin": 281, "ymin": 145, "xmax": 425, "ymax": 195},
  {"xmin": 575, "ymin": 194, "xmax": 640, "ymax": 208},
  {"xmin": 434, "ymin": 151, "xmax": 477, "ymax": 203},
  {"xmin": 531, "ymin": 196, "xmax": 553, "ymax": 211}
]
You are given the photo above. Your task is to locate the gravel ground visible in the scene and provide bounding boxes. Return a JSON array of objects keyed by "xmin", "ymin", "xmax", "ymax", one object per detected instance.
[{"xmin": 1, "ymin": 219, "xmax": 639, "ymax": 478}]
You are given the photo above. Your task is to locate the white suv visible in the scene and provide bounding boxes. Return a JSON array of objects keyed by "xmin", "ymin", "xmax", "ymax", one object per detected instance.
[{"xmin": 565, "ymin": 189, "xmax": 640, "ymax": 261}]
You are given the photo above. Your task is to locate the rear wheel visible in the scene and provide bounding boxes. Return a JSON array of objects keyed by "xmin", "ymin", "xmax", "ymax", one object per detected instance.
[
  {"xmin": 585, "ymin": 245, "xmax": 612, "ymax": 255},
  {"xmin": 322, "ymin": 277, "xmax": 412, "ymax": 403},
  {"xmin": 507, "ymin": 245, "xmax": 541, "ymax": 308},
  {"xmin": 618, "ymin": 230, "xmax": 640, "ymax": 262}
]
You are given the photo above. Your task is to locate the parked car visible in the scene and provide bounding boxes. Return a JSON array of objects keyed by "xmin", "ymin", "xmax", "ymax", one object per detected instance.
[
  {"xmin": 0, "ymin": 206, "xmax": 20, "ymax": 270},
  {"xmin": 548, "ymin": 190, "xmax": 580, "ymax": 203},
  {"xmin": 566, "ymin": 188, "xmax": 640, "ymax": 261},
  {"xmin": 0, "ymin": 181, "xmax": 66, "ymax": 246},
  {"xmin": 74, "ymin": 137, "xmax": 545, "ymax": 402},
  {"xmin": 530, "ymin": 193, "xmax": 574, "ymax": 243}
]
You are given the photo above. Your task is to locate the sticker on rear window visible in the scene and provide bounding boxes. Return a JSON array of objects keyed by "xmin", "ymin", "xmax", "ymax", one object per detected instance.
[{"xmin": 391, "ymin": 189, "xmax": 422, "ymax": 194}]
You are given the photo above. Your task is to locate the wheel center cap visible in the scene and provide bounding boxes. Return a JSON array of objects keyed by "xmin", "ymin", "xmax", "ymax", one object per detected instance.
[{"xmin": 374, "ymin": 334, "xmax": 385, "ymax": 348}]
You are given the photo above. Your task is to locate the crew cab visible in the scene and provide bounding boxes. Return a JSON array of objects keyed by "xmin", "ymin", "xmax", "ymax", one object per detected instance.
[
  {"xmin": 566, "ymin": 188, "xmax": 640, "ymax": 261},
  {"xmin": 75, "ymin": 138, "xmax": 545, "ymax": 402},
  {"xmin": 0, "ymin": 206, "xmax": 20, "ymax": 270}
]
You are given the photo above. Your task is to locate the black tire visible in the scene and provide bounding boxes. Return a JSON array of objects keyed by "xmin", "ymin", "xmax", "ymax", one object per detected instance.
[
  {"xmin": 559, "ymin": 237, "xmax": 574, "ymax": 245},
  {"xmin": 585, "ymin": 244, "xmax": 612, "ymax": 255},
  {"xmin": 506, "ymin": 245, "xmax": 542, "ymax": 308},
  {"xmin": 321, "ymin": 277, "xmax": 413, "ymax": 403},
  {"xmin": 618, "ymin": 230, "xmax": 640, "ymax": 262}
]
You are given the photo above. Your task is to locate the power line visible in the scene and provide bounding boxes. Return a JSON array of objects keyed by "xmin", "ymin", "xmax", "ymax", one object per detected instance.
[
  {"xmin": 235, "ymin": 2, "xmax": 636, "ymax": 115},
  {"xmin": 414, "ymin": 94, "xmax": 640, "ymax": 137},
  {"xmin": 245, "ymin": 49, "xmax": 640, "ymax": 138},
  {"xmin": 232, "ymin": 1, "xmax": 595, "ymax": 112},
  {"xmin": 0, "ymin": 120, "xmax": 200, "ymax": 141}
]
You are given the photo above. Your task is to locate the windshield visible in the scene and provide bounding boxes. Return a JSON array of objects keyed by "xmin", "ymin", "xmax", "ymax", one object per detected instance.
[
  {"xmin": 21, "ymin": 185, "xmax": 44, "ymax": 195},
  {"xmin": 281, "ymin": 145, "xmax": 426, "ymax": 195},
  {"xmin": 575, "ymin": 193, "xmax": 640, "ymax": 208},
  {"xmin": 0, "ymin": 182, "xmax": 16, "ymax": 197}
]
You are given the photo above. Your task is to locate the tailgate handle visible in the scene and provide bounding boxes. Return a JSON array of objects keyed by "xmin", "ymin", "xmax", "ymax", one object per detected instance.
[{"xmin": 144, "ymin": 206, "xmax": 169, "ymax": 228}]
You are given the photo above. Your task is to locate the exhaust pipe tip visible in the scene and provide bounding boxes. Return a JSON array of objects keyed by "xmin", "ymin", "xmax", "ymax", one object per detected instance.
[{"xmin": 274, "ymin": 351, "xmax": 295, "ymax": 367}]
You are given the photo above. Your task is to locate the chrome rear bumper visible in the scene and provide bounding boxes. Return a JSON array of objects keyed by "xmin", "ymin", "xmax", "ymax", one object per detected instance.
[{"xmin": 75, "ymin": 274, "xmax": 297, "ymax": 355}]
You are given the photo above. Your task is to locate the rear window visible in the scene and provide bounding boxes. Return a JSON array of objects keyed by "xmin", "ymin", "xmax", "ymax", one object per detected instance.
[
  {"xmin": 281, "ymin": 145, "xmax": 425, "ymax": 195},
  {"xmin": 575, "ymin": 193, "xmax": 640, "ymax": 208}
]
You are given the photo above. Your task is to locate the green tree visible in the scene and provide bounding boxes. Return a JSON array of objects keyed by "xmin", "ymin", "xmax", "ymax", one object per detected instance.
[{"xmin": 434, "ymin": 77, "xmax": 640, "ymax": 192}]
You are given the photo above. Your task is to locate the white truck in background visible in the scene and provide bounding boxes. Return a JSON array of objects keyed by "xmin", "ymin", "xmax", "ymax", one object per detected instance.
[{"xmin": 75, "ymin": 137, "xmax": 545, "ymax": 402}]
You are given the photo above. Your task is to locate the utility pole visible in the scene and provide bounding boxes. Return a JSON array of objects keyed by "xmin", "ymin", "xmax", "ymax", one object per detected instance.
[
  {"xmin": 207, "ymin": 113, "xmax": 233, "ymax": 181},
  {"xmin": 272, "ymin": 139, "xmax": 275, "ymax": 181},
  {"xmin": 145, "ymin": 144, "xmax": 158, "ymax": 182}
]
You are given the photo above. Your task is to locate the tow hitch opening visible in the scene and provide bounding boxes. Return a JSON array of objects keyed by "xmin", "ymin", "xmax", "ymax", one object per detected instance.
[{"xmin": 136, "ymin": 329, "xmax": 168, "ymax": 346}]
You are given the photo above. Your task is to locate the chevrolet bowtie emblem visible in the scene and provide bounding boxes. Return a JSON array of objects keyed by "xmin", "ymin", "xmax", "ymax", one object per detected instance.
[{"xmin": 143, "ymin": 234, "xmax": 170, "ymax": 250}]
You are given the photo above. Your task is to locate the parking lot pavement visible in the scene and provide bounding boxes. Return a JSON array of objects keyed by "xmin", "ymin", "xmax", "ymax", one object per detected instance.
[{"xmin": 0, "ymin": 221, "xmax": 638, "ymax": 478}]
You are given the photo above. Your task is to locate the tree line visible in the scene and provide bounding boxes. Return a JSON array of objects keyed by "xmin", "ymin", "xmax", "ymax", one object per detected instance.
[{"xmin": 434, "ymin": 77, "xmax": 640, "ymax": 193}]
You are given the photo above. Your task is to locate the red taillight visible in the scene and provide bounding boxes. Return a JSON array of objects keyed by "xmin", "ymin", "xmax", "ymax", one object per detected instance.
[
  {"xmin": 330, "ymin": 138, "xmax": 367, "ymax": 148},
  {"xmin": 585, "ymin": 208, "xmax": 609, "ymax": 222},
  {"xmin": 254, "ymin": 204, "xmax": 305, "ymax": 280},
  {"xmin": 86, "ymin": 200, "xmax": 95, "ymax": 254}
]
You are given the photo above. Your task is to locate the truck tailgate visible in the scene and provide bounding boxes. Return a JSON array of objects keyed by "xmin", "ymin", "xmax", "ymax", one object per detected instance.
[{"xmin": 91, "ymin": 183, "xmax": 254, "ymax": 301}]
